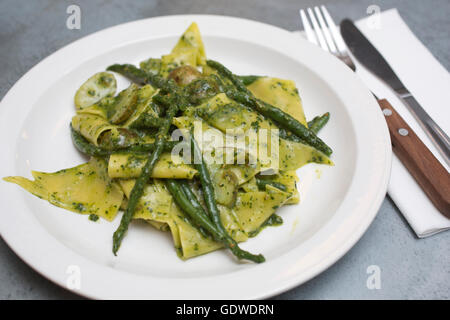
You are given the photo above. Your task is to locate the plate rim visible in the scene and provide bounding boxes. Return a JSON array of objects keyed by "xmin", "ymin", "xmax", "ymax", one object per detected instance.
[{"xmin": 0, "ymin": 14, "xmax": 392, "ymax": 299}]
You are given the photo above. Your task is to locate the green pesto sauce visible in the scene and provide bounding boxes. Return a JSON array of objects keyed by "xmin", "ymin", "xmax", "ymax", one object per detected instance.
[
  {"xmin": 89, "ymin": 214, "xmax": 99, "ymax": 222},
  {"xmin": 248, "ymin": 213, "xmax": 283, "ymax": 238}
]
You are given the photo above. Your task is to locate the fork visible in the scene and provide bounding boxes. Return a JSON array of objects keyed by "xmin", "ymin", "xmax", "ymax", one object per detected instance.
[
  {"xmin": 300, "ymin": 6, "xmax": 355, "ymax": 71},
  {"xmin": 300, "ymin": 6, "xmax": 450, "ymax": 218}
]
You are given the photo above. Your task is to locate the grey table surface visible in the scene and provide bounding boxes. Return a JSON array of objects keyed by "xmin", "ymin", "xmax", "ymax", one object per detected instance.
[{"xmin": 1, "ymin": 0, "xmax": 449, "ymax": 300}]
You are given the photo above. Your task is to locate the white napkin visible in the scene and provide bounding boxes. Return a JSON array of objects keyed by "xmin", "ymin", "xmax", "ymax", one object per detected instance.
[{"xmin": 296, "ymin": 8, "xmax": 450, "ymax": 237}]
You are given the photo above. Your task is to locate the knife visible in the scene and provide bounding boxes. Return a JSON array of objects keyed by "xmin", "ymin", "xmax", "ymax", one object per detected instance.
[
  {"xmin": 340, "ymin": 19, "xmax": 450, "ymax": 167},
  {"xmin": 340, "ymin": 19, "xmax": 450, "ymax": 218}
]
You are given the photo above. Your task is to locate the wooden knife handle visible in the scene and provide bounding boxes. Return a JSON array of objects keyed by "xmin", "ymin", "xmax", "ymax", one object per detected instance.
[{"xmin": 378, "ymin": 99, "xmax": 450, "ymax": 218}]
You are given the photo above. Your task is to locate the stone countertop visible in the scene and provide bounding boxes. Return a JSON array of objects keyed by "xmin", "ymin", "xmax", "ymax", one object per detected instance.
[{"xmin": 0, "ymin": 0, "xmax": 449, "ymax": 299}]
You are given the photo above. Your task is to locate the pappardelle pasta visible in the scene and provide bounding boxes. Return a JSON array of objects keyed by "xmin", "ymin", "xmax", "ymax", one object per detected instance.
[{"xmin": 4, "ymin": 23, "xmax": 333, "ymax": 263}]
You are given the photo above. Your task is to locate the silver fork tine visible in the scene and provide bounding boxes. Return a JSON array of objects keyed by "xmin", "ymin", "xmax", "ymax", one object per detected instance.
[
  {"xmin": 299, "ymin": 9, "xmax": 318, "ymax": 45},
  {"xmin": 314, "ymin": 6, "xmax": 337, "ymax": 54},
  {"xmin": 307, "ymin": 8, "xmax": 328, "ymax": 51},
  {"xmin": 302, "ymin": 5, "xmax": 356, "ymax": 71},
  {"xmin": 320, "ymin": 5, "xmax": 348, "ymax": 54}
]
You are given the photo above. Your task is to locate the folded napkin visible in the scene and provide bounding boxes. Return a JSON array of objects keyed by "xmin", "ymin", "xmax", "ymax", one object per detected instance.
[{"xmin": 296, "ymin": 8, "xmax": 450, "ymax": 237}]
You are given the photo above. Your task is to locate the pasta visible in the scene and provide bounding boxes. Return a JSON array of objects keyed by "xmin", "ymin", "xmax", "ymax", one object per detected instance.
[
  {"xmin": 4, "ymin": 22, "xmax": 333, "ymax": 263},
  {"xmin": 4, "ymin": 157, "xmax": 123, "ymax": 221}
]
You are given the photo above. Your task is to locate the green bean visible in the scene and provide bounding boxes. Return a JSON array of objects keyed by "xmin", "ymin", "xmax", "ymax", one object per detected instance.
[
  {"xmin": 237, "ymin": 75, "xmax": 262, "ymax": 86},
  {"xmin": 112, "ymin": 99, "xmax": 179, "ymax": 255},
  {"xmin": 173, "ymin": 181, "xmax": 210, "ymax": 239},
  {"xmin": 129, "ymin": 114, "xmax": 167, "ymax": 129},
  {"xmin": 227, "ymin": 91, "xmax": 333, "ymax": 156},
  {"xmin": 278, "ymin": 128, "xmax": 305, "ymax": 144},
  {"xmin": 112, "ymin": 139, "xmax": 165, "ymax": 255},
  {"xmin": 307, "ymin": 112, "xmax": 330, "ymax": 134},
  {"xmin": 190, "ymin": 135, "xmax": 221, "ymax": 223},
  {"xmin": 206, "ymin": 60, "xmax": 332, "ymax": 156},
  {"xmin": 255, "ymin": 178, "xmax": 288, "ymax": 192},
  {"xmin": 206, "ymin": 60, "xmax": 249, "ymax": 93},
  {"xmin": 178, "ymin": 181, "xmax": 220, "ymax": 241},
  {"xmin": 167, "ymin": 179, "xmax": 265, "ymax": 263},
  {"xmin": 107, "ymin": 64, "xmax": 177, "ymax": 93},
  {"xmin": 178, "ymin": 181, "xmax": 207, "ymax": 215},
  {"xmin": 107, "ymin": 64, "xmax": 147, "ymax": 85},
  {"xmin": 189, "ymin": 135, "xmax": 265, "ymax": 263},
  {"xmin": 165, "ymin": 180, "xmax": 219, "ymax": 238},
  {"xmin": 256, "ymin": 98, "xmax": 332, "ymax": 155}
]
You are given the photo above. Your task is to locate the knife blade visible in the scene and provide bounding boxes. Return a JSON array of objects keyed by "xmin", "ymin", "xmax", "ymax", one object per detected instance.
[{"xmin": 340, "ymin": 19, "xmax": 450, "ymax": 167}]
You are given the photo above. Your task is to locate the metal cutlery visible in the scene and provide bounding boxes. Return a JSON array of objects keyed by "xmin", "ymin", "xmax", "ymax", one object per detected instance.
[
  {"xmin": 300, "ymin": 6, "xmax": 450, "ymax": 217},
  {"xmin": 340, "ymin": 18, "xmax": 450, "ymax": 167}
]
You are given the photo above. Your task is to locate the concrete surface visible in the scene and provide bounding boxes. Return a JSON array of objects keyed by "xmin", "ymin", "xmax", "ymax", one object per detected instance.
[{"xmin": 0, "ymin": 0, "xmax": 449, "ymax": 299}]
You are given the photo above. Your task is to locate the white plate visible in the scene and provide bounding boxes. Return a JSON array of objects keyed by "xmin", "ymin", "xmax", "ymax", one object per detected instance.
[{"xmin": 0, "ymin": 15, "xmax": 391, "ymax": 299}]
